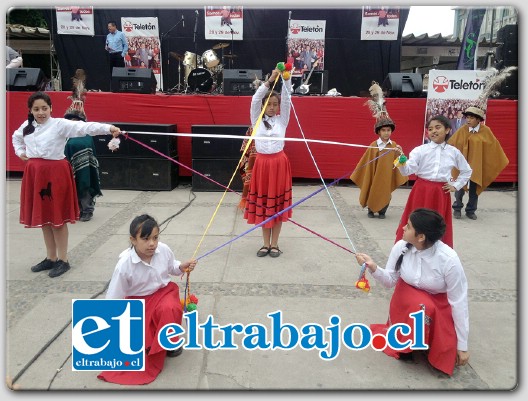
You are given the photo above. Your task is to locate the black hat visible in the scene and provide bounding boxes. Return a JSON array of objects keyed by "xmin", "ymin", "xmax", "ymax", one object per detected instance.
[
  {"xmin": 374, "ymin": 117, "xmax": 395, "ymax": 134},
  {"xmin": 64, "ymin": 109, "xmax": 87, "ymax": 121}
]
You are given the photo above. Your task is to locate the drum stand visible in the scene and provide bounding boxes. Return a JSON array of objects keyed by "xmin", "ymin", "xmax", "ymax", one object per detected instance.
[{"xmin": 169, "ymin": 60, "xmax": 185, "ymax": 93}]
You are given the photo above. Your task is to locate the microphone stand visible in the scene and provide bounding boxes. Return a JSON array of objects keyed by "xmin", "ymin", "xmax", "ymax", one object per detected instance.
[
  {"xmin": 188, "ymin": 11, "xmax": 199, "ymax": 93},
  {"xmin": 226, "ymin": 21, "xmax": 235, "ymax": 69},
  {"xmin": 161, "ymin": 16, "xmax": 184, "ymax": 92}
]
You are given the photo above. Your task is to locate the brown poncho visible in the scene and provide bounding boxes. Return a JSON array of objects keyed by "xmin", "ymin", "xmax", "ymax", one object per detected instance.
[
  {"xmin": 448, "ymin": 124, "xmax": 509, "ymax": 195},
  {"xmin": 350, "ymin": 141, "xmax": 408, "ymax": 213}
]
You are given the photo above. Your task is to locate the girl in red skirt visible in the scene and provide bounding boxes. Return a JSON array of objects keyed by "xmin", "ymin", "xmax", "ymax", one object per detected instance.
[
  {"xmin": 356, "ymin": 208, "xmax": 470, "ymax": 376},
  {"xmin": 394, "ymin": 115, "xmax": 472, "ymax": 248},
  {"xmin": 12, "ymin": 92, "xmax": 121, "ymax": 278},
  {"xmin": 98, "ymin": 214, "xmax": 197, "ymax": 385},
  {"xmin": 244, "ymin": 68, "xmax": 292, "ymax": 258}
]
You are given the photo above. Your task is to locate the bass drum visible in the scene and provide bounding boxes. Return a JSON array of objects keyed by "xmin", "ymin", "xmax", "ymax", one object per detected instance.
[{"xmin": 187, "ymin": 68, "xmax": 214, "ymax": 92}]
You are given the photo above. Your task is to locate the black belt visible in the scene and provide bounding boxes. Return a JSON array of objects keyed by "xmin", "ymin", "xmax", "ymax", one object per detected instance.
[{"xmin": 109, "ymin": 51, "xmax": 122, "ymax": 55}]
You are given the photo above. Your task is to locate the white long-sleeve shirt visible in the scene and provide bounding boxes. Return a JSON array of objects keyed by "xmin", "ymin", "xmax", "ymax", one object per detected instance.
[
  {"xmin": 250, "ymin": 79, "xmax": 292, "ymax": 154},
  {"xmin": 398, "ymin": 141, "xmax": 472, "ymax": 191},
  {"xmin": 12, "ymin": 117, "xmax": 113, "ymax": 160},
  {"xmin": 106, "ymin": 242, "xmax": 184, "ymax": 299},
  {"xmin": 371, "ymin": 239, "xmax": 469, "ymax": 350}
]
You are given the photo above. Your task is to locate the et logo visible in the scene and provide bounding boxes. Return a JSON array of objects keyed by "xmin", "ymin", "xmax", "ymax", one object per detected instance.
[{"xmin": 72, "ymin": 300, "xmax": 145, "ymax": 371}]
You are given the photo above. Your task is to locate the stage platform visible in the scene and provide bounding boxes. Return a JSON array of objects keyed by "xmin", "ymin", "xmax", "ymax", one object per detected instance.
[{"xmin": 5, "ymin": 91, "xmax": 517, "ymax": 183}]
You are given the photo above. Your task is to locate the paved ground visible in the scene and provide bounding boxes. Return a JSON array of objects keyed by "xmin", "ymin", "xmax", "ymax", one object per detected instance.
[{"xmin": 3, "ymin": 177, "xmax": 519, "ymax": 394}]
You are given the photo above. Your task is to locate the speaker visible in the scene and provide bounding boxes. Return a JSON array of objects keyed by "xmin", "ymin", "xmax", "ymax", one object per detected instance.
[
  {"xmin": 291, "ymin": 76, "xmax": 302, "ymax": 90},
  {"xmin": 111, "ymin": 67, "xmax": 157, "ymax": 94},
  {"xmin": 192, "ymin": 159, "xmax": 243, "ymax": 191},
  {"xmin": 93, "ymin": 135, "xmax": 129, "ymax": 157},
  {"xmin": 495, "ymin": 68, "xmax": 518, "ymax": 99},
  {"xmin": 98, "ymin": 157, "xmax": 130, "ymax": 189},
  {"xmin": 95, "ymin": 123, "xmax": 177, "ymax": 157},
  {"xmin": 382, "ymin": 73, "xmax": 423, "ymax": 97},
  {"xmin": 497, "ymin": 24, "xmax": 518, "ymax": 43},
  {"xmin": 128, "ymin": 157, "xmax": 179, "ymax": 190},
  {"xmin": 6, "ymin": 68, "xmax": 46, "ymax": 91},
  {"xmin": 191, "ymin": 125, "xmax": 249, "ymax": 159},
  {"xmin": 98, "ymin": 156, "xmax": 179, "ymax": 190},
  {"xmin": 301, "ymin": 70, "xmax": 328, "ymax": 94},
  {"xmin": 495, "ymin": 43, "xmax": 518, "ymax": 67},
  {"xmin": 223, "ymin": 69, "xmax": 262, "ymax": 96}
]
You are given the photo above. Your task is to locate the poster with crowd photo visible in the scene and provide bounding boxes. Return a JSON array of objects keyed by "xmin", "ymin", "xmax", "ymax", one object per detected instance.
[
  {"xmin": 424, "ymin": 69, "xmax": 490, "ymax": 143},
  {"xmin": 204, "ymin": 6, "xmax": 244, "ymax": 40},
  {"xmin": 56, "ymin": 6, "xmax": 95, "ymax": 36},
  {"xmin": 286, "ymin": 20, "xmax": 326, "ymax": 78},
  {"xmin": 360, "ymin": 6, "xmax": 400, "ymax": 40},
  {"xmin": 121, "ymin": 17, "xmax": 163, "ymax": 90}
]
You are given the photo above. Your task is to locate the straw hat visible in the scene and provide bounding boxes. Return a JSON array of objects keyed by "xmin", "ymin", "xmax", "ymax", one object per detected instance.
[{"xmin": 462, "ymin": 106, "xmax": 485, "ymax": 120}]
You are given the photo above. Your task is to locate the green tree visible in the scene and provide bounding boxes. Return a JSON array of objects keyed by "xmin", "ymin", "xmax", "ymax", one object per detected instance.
[{"xmin": 6, "ymin": 8, "xmax": 47, "ymax": 28}]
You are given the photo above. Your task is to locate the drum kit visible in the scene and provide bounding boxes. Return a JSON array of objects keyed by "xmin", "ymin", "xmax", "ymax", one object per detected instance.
[{"xmin": 168, "ymin": 42, "xmax": 236, "ymax": 94}]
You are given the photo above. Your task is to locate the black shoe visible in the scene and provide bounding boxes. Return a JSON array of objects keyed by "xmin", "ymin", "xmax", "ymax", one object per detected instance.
[
  {"xmin": 398, "ymin": 352, "xmax": 414, "ymax": 361},
  {"xmin": 453, "ymin": 210, "xmax": 461, "ymax": 219},
  {"xmin": 367, "ymin": 211, "xmax": 375, "ymax": 218},
  {"xmin": 257, "ymin": 246, "xmax": 270, "ymax": 257},
  {"xmin": 378, "ymin": 213, "xmax": 386, "ymax": 219},
  {"xmin": 269, "ymin": 246, "xmax": 282, "ymax": 258},
  {"xmin": 48, "ymin": 260, "xmax": 71, "ymax": 278},
  {"xmin": 80, "ymin": 212, "xmax": 93, "ymax": 222},
  {"xmin": 466, "ymin": 213, "xmax": 477, "ymax": 220},
  {"xmin": 166, "ymin": 346, "xmax": 183, "ymax": 358},
  {"xmin": 31, "ymin": 258, "xmax": 57, "ymax": 272}
]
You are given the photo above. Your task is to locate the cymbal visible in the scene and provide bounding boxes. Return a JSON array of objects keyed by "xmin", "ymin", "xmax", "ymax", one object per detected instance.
[
  {"xmin": 168, "ymin": 51, "xmax": 183, "ymax": 61},
  {"xmin": 212, "ymin": 42, "xmax": 230, "ymax": 50},
  {"xmin": 223, "ymin": 54, "xmax": 237, "ymax": 58}
]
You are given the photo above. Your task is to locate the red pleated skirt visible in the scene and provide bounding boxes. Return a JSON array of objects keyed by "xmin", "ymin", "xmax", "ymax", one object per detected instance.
[
  {"xmin": 370, "ymin": 279, "xmax": 458, "ymax": 376},
  {"xmin": 243, "ymin": 151, "xmax": 293, "ymax": 228},
  {"xmin": 395, "ymin": 178, "xmax": 453, "ymax": 247},
  {"xmin": 98, "ymin": 282, "xmax": 183, "ymax": 385},
  {"xmin": 19, "ymin": 159, "xmax": 80, "ymax": 228}
]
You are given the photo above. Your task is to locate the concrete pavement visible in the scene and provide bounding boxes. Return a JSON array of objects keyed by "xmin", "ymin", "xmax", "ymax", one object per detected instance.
[{"xmin": 4, "ymin": 178, "xmax": 518, "ymax": 392}]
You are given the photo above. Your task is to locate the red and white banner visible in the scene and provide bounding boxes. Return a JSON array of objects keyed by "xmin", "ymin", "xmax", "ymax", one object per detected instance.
[
  {"xmin": 121, "ymin": 17, "xmax": 162, "ymax": 90},
  {"xmin": 360, "ymin": 6, "xmax": 400, "ymax": 40},
  {"xmin": 204, "ymin": 6, "xmax": 243, "ymax": 40},
  {"xmin": 286, "ymin": 20, "xmax": 326, "ymax": 77},
  {"xmin": 56, "ymin": 6, "xmax": 95, "ymax": 36},
  {"xmin": 424, "ymin": 69, "xmax": 490, "ymax": 142}
]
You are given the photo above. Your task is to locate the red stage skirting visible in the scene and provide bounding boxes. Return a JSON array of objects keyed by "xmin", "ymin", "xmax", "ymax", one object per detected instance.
[{"xmin": 5, "ymin": 91, "xmax": 518, "ymax": 182}]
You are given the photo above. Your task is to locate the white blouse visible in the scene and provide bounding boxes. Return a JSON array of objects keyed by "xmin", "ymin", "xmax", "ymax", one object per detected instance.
[
  {"xmin": 250, "ymin": 79, "xmax": 292, "ymax": 154},
  {"xmin": 105, "ymin": 242, "xmax": 184, "ymax": 299},
  {"xmin": 398, "ymin": 141, "xmax": 472, "ymax": 191},
  {"xmin": 12, "ymin": 117, "xmax": 113, "ymax": 160},
  {"xmin": 371, "ymin": 240, "xmax": 469, "ymax": 350}
]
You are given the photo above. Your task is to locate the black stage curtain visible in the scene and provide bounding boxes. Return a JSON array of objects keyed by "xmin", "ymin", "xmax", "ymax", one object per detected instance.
[{"xmin": 43, "ymin": 8, "xmax": 408, "ymax": 96}]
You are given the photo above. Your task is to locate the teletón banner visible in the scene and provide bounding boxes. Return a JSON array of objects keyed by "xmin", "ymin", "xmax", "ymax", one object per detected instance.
[
  {"xmin": 424, "ymin": 69, "xmax": 489, "ymax": 142},
  {"xmin": 120, "ymin": 17, "xmax": 163, "ymax": 91},
  {"xmin": 286, "ymin": 20, "xmax": 326, "ymax": 78},
  {"xmin": 56, "ymin": 6, "xmax": 95, "ymax": 36}
]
